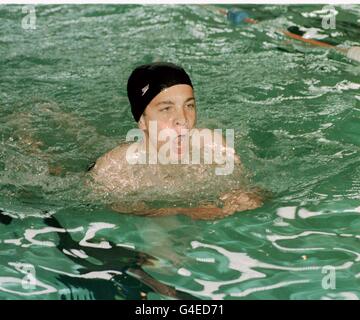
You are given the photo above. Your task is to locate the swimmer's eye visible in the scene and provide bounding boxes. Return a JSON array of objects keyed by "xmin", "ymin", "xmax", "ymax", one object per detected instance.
[{"xmin": 160, "ymin": 106, "xmax": 171, "ymax": 112}]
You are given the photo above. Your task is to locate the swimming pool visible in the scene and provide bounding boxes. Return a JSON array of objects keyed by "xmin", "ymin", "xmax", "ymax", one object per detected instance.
[{"xmin": 1, "ymin": 4, "xmax": 360, "ymax": 299}]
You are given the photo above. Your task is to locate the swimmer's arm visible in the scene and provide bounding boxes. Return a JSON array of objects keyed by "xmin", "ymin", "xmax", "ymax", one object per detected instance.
[
  {"xmin": 218, "ymin": 188, "xmax": 264, "ymax": 216},
  {"xmin": 87, "ymin": 145, "xmax": 124, "ymax": 178},
  {"xmin": 210, "ymin": 131, "xmax": 266, "ymax": 210},
  {"xmin": 110, "ymin": 189, "xmax": 263, "ymax": 220},
  {"xmin": 84, "ymin": 152, "xmax": 122, "ymax": 194},
  {"xmin": 110, "ymin": 202, "xmax": 225, "ymax": 220}
]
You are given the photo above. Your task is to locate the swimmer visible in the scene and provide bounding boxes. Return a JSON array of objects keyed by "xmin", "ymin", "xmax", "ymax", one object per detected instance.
[{"xmin": 87, "ymin": 62, "xmax": 263, "ymax": 219}]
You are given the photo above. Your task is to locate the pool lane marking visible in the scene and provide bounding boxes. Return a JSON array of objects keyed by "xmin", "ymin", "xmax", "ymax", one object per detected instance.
[{"xmin": 208, "ymin": 6, "xmax": 360, "ymax": 62}]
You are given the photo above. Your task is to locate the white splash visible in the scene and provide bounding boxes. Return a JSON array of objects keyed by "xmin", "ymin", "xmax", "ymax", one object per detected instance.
[
  {"xmin": 22, "ymin": 226, "xmax": 84, "ymax": 248},
  {"xmin": 196, "ymin": 257, "xmax": 216, "ymax": 263},
  {"xmin": 322, "ymin": 292, "xmax": 359, "ymax": 300},
  {"xmin": 0, "ymin": 277, "xmax": 57, "ymax": 296},
  {"xmin": 63, "ymin": 249, "xmax": 88, "ymax": 259},
  {"xmin": 79, "ymin": 222, "xmax": 115, "ymax": 249},
  {"xmin": 3, "ymin": 238, "xmax": 22, "ymax": 246},
  {"xmin": 185, "ymin": 240, "xmax": 355, "ymax": 299},
  {"xmin": 276, "ymin": 206, "xmax": 296, "ymax": 219},
  {"xmin": 178, "ymin": 268, "xmax": 192, "ymax": 277},
  {"xmin": 276, "ymin": 205, "xmax": 360, "ymax": 220},
  {"xmin": 0, "ymin": 262, "xmax": 57, "ymax": 296},
  {"xmin": 230, "ymin": 279, "xmax": 310, "ymax": 298},
  {"xmin": 116, "ymin": 243, "xmax": 136, "ymax": 250},
  {"xmin": 39, "ymin": 265, "xmax": 122, "ymax": 280}
]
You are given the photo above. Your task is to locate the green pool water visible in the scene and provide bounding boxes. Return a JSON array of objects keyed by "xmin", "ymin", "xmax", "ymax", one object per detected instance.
[{"xmin": 0, "ymin": 4, "xmax": 360, "ymax": 300}]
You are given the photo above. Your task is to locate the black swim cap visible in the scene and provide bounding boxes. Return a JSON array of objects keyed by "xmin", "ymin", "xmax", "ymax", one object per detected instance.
[{"xmin": 127, "ymin": 62, "xmax": 193, "ymax": 122}]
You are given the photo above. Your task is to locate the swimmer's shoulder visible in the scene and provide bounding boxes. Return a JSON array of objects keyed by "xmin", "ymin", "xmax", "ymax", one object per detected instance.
[{"xmin": 88, "ymin": 143, "xmax": 130, "ymax": 176}]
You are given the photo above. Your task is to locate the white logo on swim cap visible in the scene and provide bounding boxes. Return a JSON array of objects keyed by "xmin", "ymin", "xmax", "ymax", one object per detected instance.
[{"xmin": 141, "ymin": 84, "xmax": 149, "ymax": 96}]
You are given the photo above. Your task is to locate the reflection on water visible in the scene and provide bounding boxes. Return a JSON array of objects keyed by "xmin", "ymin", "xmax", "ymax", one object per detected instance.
[
  {"xmin": 0, "ymin": 213, "xmax": 197, "ymax": 299},
  {"xmin": 0, "ymin": 4, "xmax": 360, "ymax": 299},
  {"xmin": 1, "ymin": 200, "xmax": 360, "ymax": 299}
]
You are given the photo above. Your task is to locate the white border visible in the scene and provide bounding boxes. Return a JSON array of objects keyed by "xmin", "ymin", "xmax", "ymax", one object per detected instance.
[{"xmin": 1, "ymin": 0, "xmax": 360, "ymax": 5}]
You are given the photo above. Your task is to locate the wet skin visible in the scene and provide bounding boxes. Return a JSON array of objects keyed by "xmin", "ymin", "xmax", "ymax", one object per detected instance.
[{"xmin": 89, "ymin": 84, "xmax": 263, "ymax": 219}]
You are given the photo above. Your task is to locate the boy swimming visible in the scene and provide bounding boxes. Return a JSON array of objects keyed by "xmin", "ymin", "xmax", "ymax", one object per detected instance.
[{"xmin": 87, "ymin": 62, "xmax": 263, "ymax": 219}]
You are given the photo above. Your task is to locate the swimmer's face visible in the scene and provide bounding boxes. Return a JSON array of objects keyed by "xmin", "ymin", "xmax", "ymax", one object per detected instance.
[{"xmin": 138, "ymin": 84, "xmax": 196, "ymax": 155}]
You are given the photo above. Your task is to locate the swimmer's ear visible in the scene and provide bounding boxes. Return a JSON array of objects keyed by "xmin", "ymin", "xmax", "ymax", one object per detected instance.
[{"xmin": 138, "ymin": 114, "xmax": 146, "ymax": 131}]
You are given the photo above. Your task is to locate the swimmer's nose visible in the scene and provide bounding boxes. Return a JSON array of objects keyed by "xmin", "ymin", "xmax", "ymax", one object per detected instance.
[{"xmin": 174, "ymin": 108, "xmax": 188, "ymax": 128}]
